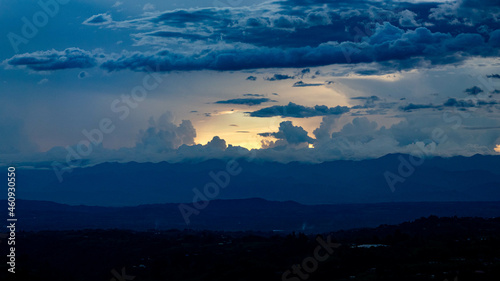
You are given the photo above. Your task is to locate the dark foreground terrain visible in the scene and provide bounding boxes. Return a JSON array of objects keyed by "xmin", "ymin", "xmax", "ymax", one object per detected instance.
[
  {"xmin": 3, "ymin": 199, "xmax": 500, "ymax": 233},
  {"xmin": 1, "ymin": 216, "xmax": 500, "ymax": 281}
]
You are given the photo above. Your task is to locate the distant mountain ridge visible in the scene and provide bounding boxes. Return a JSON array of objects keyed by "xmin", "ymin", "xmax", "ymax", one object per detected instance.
[
  {"xmin": 8, "ymin": 153, "xmax": 500, "ymax": 206},
  {"xmin": 3, "ymin": 198, "xmax": 500, "ymax": 233}
]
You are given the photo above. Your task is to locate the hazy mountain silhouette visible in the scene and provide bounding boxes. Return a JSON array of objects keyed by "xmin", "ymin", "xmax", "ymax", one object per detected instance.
[{"xmin": 11, "ymin": 154, "xmax": 500, "ymax": 206}]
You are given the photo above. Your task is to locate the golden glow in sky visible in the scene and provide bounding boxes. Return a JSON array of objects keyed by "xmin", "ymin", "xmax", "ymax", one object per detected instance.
[
  {"xmin": 194, "ymin": 112, "xmax": 280, "ymax": 149},
  {"xmin": 191, "ymin": 78, "xmax": 351, "ymax": 149},
  {"xmin": 495, "ymin": 145, "xmax": 500, "ymax": 153}
]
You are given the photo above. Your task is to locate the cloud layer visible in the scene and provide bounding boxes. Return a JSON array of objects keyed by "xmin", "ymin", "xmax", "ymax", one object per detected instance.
[
  {"xmin": 215, "ymin": 98, "xmax": 276, "ymax": 106},
  {"xmin": 4, "ymin": 48, "xmax": 97, "ymax": 71},
  {"xmin": 248, "ymin": 102, "xmax": 350, "ymax": 118},
  {"xmin": 4, "ymin": 0, "xmax": 500, "ymax": 73}
]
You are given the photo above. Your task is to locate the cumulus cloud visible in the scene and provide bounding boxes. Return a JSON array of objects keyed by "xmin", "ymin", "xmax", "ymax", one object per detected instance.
[
  {"xmin": 83, "ymin": 13, "xmax": 112, "ymax": 26},
  {"xmin": 428, "ymin": 1, "xmax": 460, "ymax": 21},
  {"xmin": 429, "ymin": 0, "xmax": 500, "ymax": 24},
  {"xmin": 306, "ymin": 114, "xmax": 500, "ymax": 161},
  {"xmin": 260, "ymin": 121, "xmax": 314, "ymax": 148},
  {"xmin": 333, "ymin": 117, "xmax": 379, "ymax": 141},
  {"xmin": 205, "ymin": 136, "xmax": 227, "ymax": 150},
  {"xmin": 4, "ymin": 109, "xmax": 500, "ymax": 166},
  {"xmin": 215, "ymin": 98, "xmax": 276, "ymax": 106},
  {"xmin": 246, "ymin": 76, "xmax": 257, "ymax": 81},
  {"xmin": 313, "ymin": 115, "xmax": 340, "ymax": 141},
  {"xmin": 398, "ymin": 9, "xmax": 420, "ymax": 27},
  {"xmin": 248, "ymin": 102, "xmax": 350, "ymax": 118},
  {"xmin": 311, "ymin": 119, "xmax": 400, "ymax": 159},
  {"xmin": 136, "ymin": 112, "xmax": 196, "ymax": 153}
]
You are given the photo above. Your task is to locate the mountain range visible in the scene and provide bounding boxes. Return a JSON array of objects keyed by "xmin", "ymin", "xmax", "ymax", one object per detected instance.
[{"xmin": 8, "ymin": 153, "xmax": 500, "ymax": 206}]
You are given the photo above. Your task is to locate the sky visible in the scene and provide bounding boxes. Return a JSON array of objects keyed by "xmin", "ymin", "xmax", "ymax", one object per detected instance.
[{"xmin": 1, "ymin": 0, "xmax": 500, "ymax": 167}]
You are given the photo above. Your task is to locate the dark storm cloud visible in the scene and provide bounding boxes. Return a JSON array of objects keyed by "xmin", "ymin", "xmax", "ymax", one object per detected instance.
[
  {"xmin": 400, "ymin": 103, "xmax": 436, "ymax": 111},
  {"xmin": 6, "ymin": 0, "xmax": 500, "ymax": 73},
  {"xmin": 399, "ymin": 98, "xmax": 497, "ymax": 111},
  {"xmin": 351, "ymin": 96, "xmax": 380, "ymax": 101},
  {"xmin": 96, "ymin": 25, "xmax": 500, "ymax": 72},
  {"xmin": 292, "ymin": 81, "xmax": 324, "ymax": 87},
  {"xmin": 443, "ymin": 98, "xmax": 476, "ymax": 108},
  {"xmin": 487, "ymin": 74, "xmax": 500, "ymax": 79},
  {"xmin": 265, "ymin": 74, "xmax": 295, "ymax": 81},
  {"xmin": 353, "ymin": 69, "xmax": 381, "ymax": 76},
  {"xmin": 4, "ymin": 48, "xmax": 97, "ymax": 71},
  {"xmin": 248, "ymin": 102, "xmax": 349, "ymax": 118},
  {"xmin": 465, "ymin": 86, "xmax": 484, "ymax": 95},
  {"xmin": 215, "ymin": 98, "xmax": 276, "ymax": 106}
]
